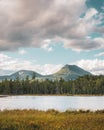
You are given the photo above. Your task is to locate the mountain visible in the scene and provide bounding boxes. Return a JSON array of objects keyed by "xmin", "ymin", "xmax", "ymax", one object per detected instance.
[
  {"xmin": 0, "ymin": 65, "xmax": 91, "ymax": 81},
  {"xmin": 0, "ymin": 70, "xmax": 43, "ymax": 81},
  {"xmin": 49, "ymin": 64, "xmax": 91, "ymax": 80}
]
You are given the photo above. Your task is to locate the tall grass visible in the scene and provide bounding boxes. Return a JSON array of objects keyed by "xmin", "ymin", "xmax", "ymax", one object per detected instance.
[{"xmin": 0, "ymin": 109, "xmax": 104, "ymax": 130}]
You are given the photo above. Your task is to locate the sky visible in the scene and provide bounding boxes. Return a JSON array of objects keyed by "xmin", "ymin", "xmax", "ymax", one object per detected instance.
[{"xmin": 0, "ymin": 0, "xmax": 104, "ymax": 75}]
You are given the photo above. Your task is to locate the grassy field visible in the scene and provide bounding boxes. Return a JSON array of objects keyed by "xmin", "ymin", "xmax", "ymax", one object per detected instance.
[{"xmin": 0, "ymin": 110, "xmax": 104, "ymax": 130}]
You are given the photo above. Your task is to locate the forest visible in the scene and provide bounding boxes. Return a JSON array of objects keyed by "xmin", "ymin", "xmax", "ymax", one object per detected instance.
[{"xmin": 0, "ymin": 75, "xmax": 104, "ymax": 95}]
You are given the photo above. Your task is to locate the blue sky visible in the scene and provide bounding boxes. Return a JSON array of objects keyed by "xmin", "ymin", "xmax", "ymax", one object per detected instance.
[{"xmin": 0, "ymin": 0, "xmax": 104, "ymax": 75}]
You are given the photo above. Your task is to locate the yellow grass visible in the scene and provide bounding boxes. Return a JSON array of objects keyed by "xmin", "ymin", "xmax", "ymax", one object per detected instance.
[{"xmin": 0, "ymin": 109, "xmax": 104, "ymax": 130}]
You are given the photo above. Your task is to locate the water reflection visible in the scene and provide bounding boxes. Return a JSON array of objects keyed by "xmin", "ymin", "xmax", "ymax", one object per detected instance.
[{"xmin": 0, "ymin": 96, "xmax": 104, "ymax": 111}]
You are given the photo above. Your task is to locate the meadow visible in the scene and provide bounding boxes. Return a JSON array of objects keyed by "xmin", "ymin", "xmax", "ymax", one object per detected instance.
[{"xmin": 0, "ymin": 109, "xmax": 104, "ymax": 130}]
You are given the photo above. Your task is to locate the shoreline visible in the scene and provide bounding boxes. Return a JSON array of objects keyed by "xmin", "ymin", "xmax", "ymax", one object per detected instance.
[
  {"xmin": 0, "ymin": 109, "xmax": 104, "ymax": 113},
  {"xmin": 0, "ymin": 95, "xmax": 8, "ymax": 98},
  {"xmin": 0, "ymin": 94, "xmax": 104, "ymax": 97}
]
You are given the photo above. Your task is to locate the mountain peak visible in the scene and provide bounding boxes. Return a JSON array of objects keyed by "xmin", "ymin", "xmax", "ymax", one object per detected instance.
[
  {"xmin": 53, "ymin": 64, "xmax": 91, "ymax": 80},
  {"xmin": 61, "ymin": 64, "xmax": 79, "ymax": 72},
  {"xmin": 63, "ymin": 64, "xmax": 77, "ymax": 68}
]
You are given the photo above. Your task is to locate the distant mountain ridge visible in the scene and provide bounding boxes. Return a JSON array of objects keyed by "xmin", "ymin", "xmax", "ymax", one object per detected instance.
[
  {"xmin": 0, "ymin": 65, "xmax": 91, "ymax": 81},
  {"xmin": 9, "ymin": 70, "xmax": 42, "ymax": 80}
]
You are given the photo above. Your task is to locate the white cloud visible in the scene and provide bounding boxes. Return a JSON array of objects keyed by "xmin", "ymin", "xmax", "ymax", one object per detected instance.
[
  {"xmin": 0, "ymin": 53, "xmax": 11, "ymax": 62},
  {"xmin": 0, "ymin": 53, "xmax": 62, "ymax": 75},
  {"xmin": 18, "ymin": 49, "xmax": 27, "ymax": 55},
  {"xmin": 75, "ymin": 59, "xmax": 104, "ymax": 75},
  {"xmin": 41, "ymin": 39, "xmax": 53, "ymax": 52},
  {"xmin": 34, "ymin": 64, "xmax": 62, "ymax": 75},
  {"xmin": 48, "ymin": 47, "xmax": 53, "ymax": 52},
  {"xmin": 84, "ymin": 8, "xmax": 98, "ymax": 20},
  {"xmin": 95, "ymin": 52, "xmax": 104, "ymax": 57}
]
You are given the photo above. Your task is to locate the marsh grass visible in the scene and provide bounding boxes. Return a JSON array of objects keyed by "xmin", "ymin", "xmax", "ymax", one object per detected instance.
[{"xmin": 0, "ymin": 109, "xmax": 104, "ymax": 130}]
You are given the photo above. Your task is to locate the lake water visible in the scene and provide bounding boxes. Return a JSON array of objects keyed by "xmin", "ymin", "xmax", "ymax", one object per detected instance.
[{"xmin": 0, "ymin": 96, "xmax": 104, "ymax": 111}]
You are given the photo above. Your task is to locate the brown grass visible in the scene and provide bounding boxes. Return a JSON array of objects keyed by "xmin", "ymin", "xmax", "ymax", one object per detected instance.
[{"xmin": 0, "ymin": 109, "xmax": 104, "ymax": 130}]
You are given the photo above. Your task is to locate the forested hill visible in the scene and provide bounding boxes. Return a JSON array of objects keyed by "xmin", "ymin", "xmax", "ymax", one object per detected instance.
[
  {"xmin": 0, "ymin": 65, "xmax": 91, "ymax": 81},
  {"xmin": 0, "ymin": 75, "xmax": 104, "ymax": 95},
  {"xmin": 49, "ymin": 64, "xmax": 91, "ymax": 80}
]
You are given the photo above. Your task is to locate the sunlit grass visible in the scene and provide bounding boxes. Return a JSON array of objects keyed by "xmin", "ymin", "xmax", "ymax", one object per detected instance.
[{"xmin": 0, "ymin": 109, "xmax": 104, "ymax": 130}]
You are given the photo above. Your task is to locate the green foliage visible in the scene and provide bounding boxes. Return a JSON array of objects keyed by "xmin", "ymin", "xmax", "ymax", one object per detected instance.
[
  {"xmin": 0, "ymin": 110, "xmax": 104, "ymax": 130},
  {"xmin": 0, "ymin": 75, "xmax": 104, "ymax": 95}
]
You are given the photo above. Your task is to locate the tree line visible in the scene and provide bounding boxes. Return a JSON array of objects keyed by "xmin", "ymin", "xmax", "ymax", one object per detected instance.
[{"xmin": 0, "ymin": 75, "xmax": 104, "ymax": 95}]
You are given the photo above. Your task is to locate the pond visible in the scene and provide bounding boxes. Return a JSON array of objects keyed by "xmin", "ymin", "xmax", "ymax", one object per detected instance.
[{"xmin": 0, "ymin": 96, "xmax": 104, "ymax": 111}]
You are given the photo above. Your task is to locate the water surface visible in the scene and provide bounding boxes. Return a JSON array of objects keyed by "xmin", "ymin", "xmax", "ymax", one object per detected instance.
[{"xmin": 0, "ymin": 96, "xmax": 104, "ymax": 111}]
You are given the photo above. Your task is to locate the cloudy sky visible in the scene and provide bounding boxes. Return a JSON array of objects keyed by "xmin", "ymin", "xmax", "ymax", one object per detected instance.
[{"xmin": 0, "ymin": 0, "xmax": 104, "ymax": 75}]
